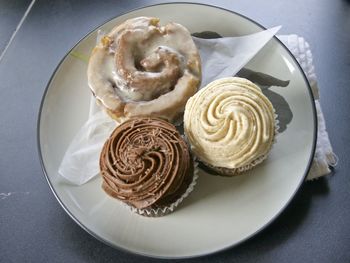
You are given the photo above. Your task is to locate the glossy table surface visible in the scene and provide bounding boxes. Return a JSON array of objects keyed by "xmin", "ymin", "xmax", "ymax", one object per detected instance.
[{"xmin": 1, "ymin": 0, "xmax": 349, "ymax": 262}]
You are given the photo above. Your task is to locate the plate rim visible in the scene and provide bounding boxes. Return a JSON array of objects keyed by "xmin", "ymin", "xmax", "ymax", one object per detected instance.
[{"xmin": 36, "ymin": 2, "xmax": 318, "ymax": 259}]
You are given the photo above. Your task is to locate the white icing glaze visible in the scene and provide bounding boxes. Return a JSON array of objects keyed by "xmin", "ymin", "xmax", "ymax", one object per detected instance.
[
  {"xmin": 87, "ymin": 17, "xmax": 201, "ymax": 121},
  {"xmin": 184, "ymin": 77, "xmax": 275, "ymax": 169}
]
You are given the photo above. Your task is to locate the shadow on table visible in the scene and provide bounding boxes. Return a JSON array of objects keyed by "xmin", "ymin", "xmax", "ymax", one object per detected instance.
[{"xmin": 203, "ymin": 176, "xmax": 331, "ymax": 262}]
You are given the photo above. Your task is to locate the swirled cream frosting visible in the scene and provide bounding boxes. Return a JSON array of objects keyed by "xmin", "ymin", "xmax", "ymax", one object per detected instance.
[
  {"xmin": 100, "ymin": 117, "xmax": 193, "ymax": 209},
  {"xmin": 88, "ymin": 17, "xmax": 201, "ymax": 122},
  {"xmin": 184, "ymin": 77, "xmax": 275, "ymax": 170}
]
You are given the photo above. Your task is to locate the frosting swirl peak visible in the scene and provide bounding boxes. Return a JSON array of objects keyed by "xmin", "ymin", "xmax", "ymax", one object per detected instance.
[
  {"xmin": 100, "ymin": 117, "xmax": 192, "ymax": 209},
  {"xmin": 184, "ymin": 77, "xmax": 275, "ymax": 169}
]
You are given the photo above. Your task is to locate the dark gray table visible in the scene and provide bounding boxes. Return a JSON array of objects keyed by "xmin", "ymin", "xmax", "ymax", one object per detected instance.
[{"xmin": 1, "ymin": 0, "xmax": 349, "ymax": 262}]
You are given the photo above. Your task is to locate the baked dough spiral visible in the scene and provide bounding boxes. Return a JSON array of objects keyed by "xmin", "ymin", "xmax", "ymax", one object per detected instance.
[
  {"xmin": 184, "ymin": 77, "xmax": 275, "ymax": 170},
  {"xmin": 88, "ymin": 17, "xmax": 201, "ymax": 122},
  {"xmin": 100, "ymin": 117, "xmax": 193, "ymax": 209}
]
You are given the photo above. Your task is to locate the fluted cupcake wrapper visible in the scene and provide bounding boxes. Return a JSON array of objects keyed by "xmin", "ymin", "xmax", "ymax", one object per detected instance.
[
  {"xmin": 127, "ymin": 160, "xmax": 199, "ymax": 217},
  {"xmin": 194, "ymin": 112, "xmax": 280, "ymax": 177}
]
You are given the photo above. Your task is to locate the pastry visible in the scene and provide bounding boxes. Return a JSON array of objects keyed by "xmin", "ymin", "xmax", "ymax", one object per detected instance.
[
  {"xmin": 88, "ymin": 17, "xmax": 201, "ymax": 123},
  {"xmin": 99, "ymin": 117, "xmax": 196, "ymax": 216},
  {"xmin": 184, "ymin": 77, "xmax": 276, "ymax": 176}
]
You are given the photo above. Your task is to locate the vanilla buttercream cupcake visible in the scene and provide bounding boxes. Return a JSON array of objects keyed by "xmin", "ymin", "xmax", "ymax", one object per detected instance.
[{"xmin": 184, "ymin": 77, "xmax": 277, "ymax": 176}]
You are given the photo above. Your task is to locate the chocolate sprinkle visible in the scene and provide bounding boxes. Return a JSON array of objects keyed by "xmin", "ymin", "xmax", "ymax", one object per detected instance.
[{"xmin": 99, "ymin": 117, "xmax": 192, "ymax": 209}]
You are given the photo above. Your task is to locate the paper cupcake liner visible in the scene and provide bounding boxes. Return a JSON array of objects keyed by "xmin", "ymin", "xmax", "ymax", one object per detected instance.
[
  {"xmin": 194, "ymin": 112, "xmax": 280, "ymax": 177},
  {"xmin": 126, "ymin": 160, "xmax": 199, "ymax": 217}
]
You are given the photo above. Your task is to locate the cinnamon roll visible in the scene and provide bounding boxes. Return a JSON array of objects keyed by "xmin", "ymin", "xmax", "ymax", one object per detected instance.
[
  {"xmin": 184, "ymin": 77, "xmax": 277, "ymax": 176},
  {"xmin": 99, "ymin": 117, "xmax": 195, "ymax": 216},
  {"xmin": 88, "ymin": 17, "xmax": 201, "ymax": 123}
]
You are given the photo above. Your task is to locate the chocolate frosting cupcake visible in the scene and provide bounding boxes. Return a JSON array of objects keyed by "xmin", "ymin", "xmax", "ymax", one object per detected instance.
[{"xmin": 100, "ymin": 117, "xmax": 194, "ymax": 214}]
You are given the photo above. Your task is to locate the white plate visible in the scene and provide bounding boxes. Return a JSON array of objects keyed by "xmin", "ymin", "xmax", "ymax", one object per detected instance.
[{"xmin": 38, "ymin": 3, "xmax": 316, "ymax": 259}]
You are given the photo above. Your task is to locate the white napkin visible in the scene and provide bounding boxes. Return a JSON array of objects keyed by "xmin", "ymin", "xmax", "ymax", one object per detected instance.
[
  {"xmin": 58, "ymin": 29, "xmax": 336, "ymax": 185},
  {"xmin": 58, "ymin": 108, "xmax": 117, "ymax": 185},
  {"xmin": 278, "ymin": 35, "xmax": 337, "ymax": 180},
  {"xmin": 193, "ymin": 27, "xmax": 282, "ymax": 87}
]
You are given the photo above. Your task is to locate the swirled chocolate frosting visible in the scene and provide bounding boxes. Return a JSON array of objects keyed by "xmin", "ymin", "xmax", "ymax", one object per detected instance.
[{"xmin": 100, "ymin": 117, "xmax": 193, "ymax": 209}]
